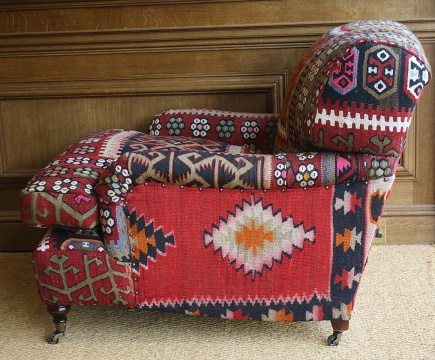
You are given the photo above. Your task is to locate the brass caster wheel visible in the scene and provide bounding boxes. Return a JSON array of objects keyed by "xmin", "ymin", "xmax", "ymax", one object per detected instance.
[
  {"xmin": 327, "ymin": 331, "xmax": 343, "ymax": 346},
  {"xmin": 48, "ymin": 331, "xmax": 64, "ymax": 345}
]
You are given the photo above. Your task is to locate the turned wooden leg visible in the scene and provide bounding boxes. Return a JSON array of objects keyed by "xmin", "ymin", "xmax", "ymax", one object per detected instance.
[
  {"xmin": 327, "ymin": 319, "xmax": 349, "ymax": 346},
  {"xmin": 47, "ymin": 305, "xmax": 71, "ymax": 345}
]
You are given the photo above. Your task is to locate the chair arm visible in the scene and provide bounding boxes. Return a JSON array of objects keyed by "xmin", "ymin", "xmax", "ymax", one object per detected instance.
[
  {"xmin": 96, "ymin": 149, "xmax": 398, "ymax": 202},
  {"xmin": 20, "ymin": 129, "xmax": 142, "ymax": 229},
  {"xmin": 95, "ymin": 149, "xmax": 398, "ymax": 261},
  {"xmin": 147, "ymin": 108, "xmax": 279, "ymax": 153}
]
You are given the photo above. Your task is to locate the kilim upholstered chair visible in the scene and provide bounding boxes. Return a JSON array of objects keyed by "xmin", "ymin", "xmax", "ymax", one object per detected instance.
[{"xmin": 21, "ymin": 20, "xmax": 431, "ymax": 345}]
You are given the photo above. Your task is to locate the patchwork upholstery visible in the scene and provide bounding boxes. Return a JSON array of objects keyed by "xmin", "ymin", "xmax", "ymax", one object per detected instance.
[
  {"xmin": 100, "ymin": 150, "xmax": 398, "ymax": 191},
  {"xmin": 24, "ymin": 20, "xmax": 431, "ymax": 344},
  {"xmin": 96, "ymin": 178, "xmax": 393, "ymax": 313},
  {"xmin": 96, "ymin": 151, "xmax": 397, "ymax": 260}
]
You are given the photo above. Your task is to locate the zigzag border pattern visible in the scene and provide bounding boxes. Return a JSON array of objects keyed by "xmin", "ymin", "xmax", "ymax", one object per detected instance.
[
  {"xmin": 138, "ymin": 295, "xmax": 352, "ymax": 323},
  {"xmin": 315, "ymin": 100, "xmax": 413, "ymax": 132},
  {"xmin": 165, "ymin": 108, "xmax": 279, "ymax": 119},
  {"xmin": 99, "ymin": 130, "xmax": 141, "ymax": 158}
]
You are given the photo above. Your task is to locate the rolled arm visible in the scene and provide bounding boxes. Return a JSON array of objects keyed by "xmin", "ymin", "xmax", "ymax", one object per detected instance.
[
  {"xmin": 20, "ymin": 129, "xmax": 142, "ymax": 229},
  {"xmin": 96, "ymin": 149, "xmax": 399, "ymax": 201},
  {"xmin": 147, "ymin": 108, "xmax": 279, "ymax": 153}
]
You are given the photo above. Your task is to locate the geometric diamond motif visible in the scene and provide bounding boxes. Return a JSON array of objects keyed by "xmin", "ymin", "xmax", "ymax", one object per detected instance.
[
  {"xmin": 127, "ymin": 209, "xmax": 175, "ymax": 271},
  {"xmin": 204, "ymin": 194, "xmax": 315, "ymax": 281},
  {"xmin": 335, "ymin": 227, "xmax": 362, "ymax": 252},
  {"xmin": 333, "ymin": 267, "xmax": 361, "ymax": 290}
]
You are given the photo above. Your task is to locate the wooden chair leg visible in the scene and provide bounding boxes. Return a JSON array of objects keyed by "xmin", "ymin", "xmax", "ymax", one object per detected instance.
[
  {"xmin": 328, "ymin": 319, "xmax": 349, "ymax": 346},
  {"xmin": 47, "ymin": 305, "xmax": 71, "ymax": 344}
]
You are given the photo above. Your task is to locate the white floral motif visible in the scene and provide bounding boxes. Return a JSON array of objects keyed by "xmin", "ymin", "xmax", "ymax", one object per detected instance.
[
  {"xmin": 79, "ymin": 137, "xmax": 102, "ymax": 144},
  {"xmin": 296, "ymin": 163, "xmax": 319, "ymax": 187},
  {"xmin": 274, "ymin": 163, "xmax": 287, "ymax": 187},
  {"xmin": 100, "ymin": 208, "xmax": 115, "ymax": 235},
  {"xmin": 104, "ymin": 165, "xmax": 132, "ymax": 203},
  {"xmin": 51, "ymin": 179, "xmax": 79, "ymax": 193},
  {"xmin": 66, "ymin": 157, "xmax": 91, "ymax": 165},
  {"xmin": 241, "ymin": 120, "xmax": 260, "ymax": 140},
  {"xmin": 191, "ymin": 118, "xmax": 211, "ymax": 137},
  {"xmin": 274, "ymin": 153, "xmax": 287, "ymax": 160},
  {"xmin": 95, "ymin": 158, "xmax": 114, "ymax": 168},
  {"xmin": 27, "ymin": 180, "xmax": 48, "ymax": 192},
  {"xmin": 296, "ymin": 152, "xmax": 317, "ymax": 161},
  {"xmin": 149, "ymin": 118, "xmax": 162, "ymax": 136}
]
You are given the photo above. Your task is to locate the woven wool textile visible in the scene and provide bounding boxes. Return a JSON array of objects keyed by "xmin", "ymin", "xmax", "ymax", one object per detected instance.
[
  {"xmin": 23, "ymin": 20, "xmax": 432, "ymax": 337},
  {"xmin": 33, "ymin": 229, "xmax": 134, "ymax": 307},
  {"xmin": 83, "ymin": 175, "xmax": 392, "ymax": 321}
]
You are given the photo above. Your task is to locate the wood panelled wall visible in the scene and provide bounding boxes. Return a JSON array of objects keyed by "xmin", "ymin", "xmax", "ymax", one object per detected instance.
[{"xmin": 0, "ymin": 0, "xmax": 434, "ymax": 250}]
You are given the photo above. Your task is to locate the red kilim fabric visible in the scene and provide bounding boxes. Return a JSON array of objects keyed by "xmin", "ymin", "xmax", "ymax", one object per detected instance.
[{"xmin": 25, "ymin": 20, "xmax": 432, "ymax": 327}]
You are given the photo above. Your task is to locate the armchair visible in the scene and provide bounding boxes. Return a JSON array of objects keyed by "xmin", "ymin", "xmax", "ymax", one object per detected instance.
[{"xmin": 21, "ymin": 20, "xmax": 431, "ymax": 345}]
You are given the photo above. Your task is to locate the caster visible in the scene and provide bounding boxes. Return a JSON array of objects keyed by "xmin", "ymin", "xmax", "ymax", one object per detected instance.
[
  {"xmin": 47, "ymin": 305, "xmax": 71, "ymax": 345},
  {"xmin": 327, "ymin": 331, "xmax": 343, "ymax": 346},
  {"xmin": 48, "ymin": 331, "xmax": 64, "ymax": 345}
]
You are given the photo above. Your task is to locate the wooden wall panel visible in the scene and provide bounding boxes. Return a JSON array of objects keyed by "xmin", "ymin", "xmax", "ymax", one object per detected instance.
[
  {"xmin": 0, "ymin": 1, "xmax": 434, "ymax": 250},
  {"xmin": 0, "ymin": 1, "xmax": 433, "ymax": 32},
  {"xmin": 0, "ymin": 91, "xmax": 272, "ymax": 171},
  {"xmin": 0, "ymin": 91, "xmax": 275, "ymax": 190}
]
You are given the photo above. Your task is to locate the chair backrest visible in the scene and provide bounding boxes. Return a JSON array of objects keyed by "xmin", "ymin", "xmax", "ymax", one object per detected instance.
[{"xmin": 275, "ymin": 20, "xmax": 431, "ymax": 158}]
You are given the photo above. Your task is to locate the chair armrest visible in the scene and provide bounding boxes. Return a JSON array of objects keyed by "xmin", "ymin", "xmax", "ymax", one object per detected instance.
[
  {"xmin": 147, "ymin": 108, "xmax": 279, "ymax": 153},
  {"xmin": 97, "ymin": 149, "xmax": 398, "ymax": 199},
  {"xmin": 20, "ymin": 129, "xmax": 142, "ymax": 229}
]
